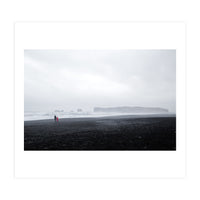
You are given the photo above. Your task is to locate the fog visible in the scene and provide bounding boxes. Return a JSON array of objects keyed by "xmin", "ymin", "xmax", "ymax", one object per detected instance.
[{"xmin": 24, "ymin": 50, "xmax": 176, "ymax": 113}]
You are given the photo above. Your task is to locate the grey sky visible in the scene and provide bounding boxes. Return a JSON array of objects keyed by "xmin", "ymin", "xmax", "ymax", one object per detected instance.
[{"xmin": 24, "ymin": 50, "xmax": 176, "ymax": 112}]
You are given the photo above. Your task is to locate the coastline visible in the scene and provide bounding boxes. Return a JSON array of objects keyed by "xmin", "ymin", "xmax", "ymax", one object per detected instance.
[{"xmin": 24, "ymin": 114, "xmax": 176, "ymax": 151}]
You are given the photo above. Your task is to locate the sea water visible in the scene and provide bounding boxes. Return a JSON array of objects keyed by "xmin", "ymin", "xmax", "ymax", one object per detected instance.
[
  {"xmin": 24, "ymin": 111, "xmax": 122, "ymax": 121},
  {"xmin": 24, "ymin": 111, "xmax": 175, "ymax": 121}
]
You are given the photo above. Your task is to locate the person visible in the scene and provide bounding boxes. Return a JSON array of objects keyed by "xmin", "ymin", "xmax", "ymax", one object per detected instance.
[
  {"xmin": 54, "ymin": 115, "xmax": 56, "ymax": 121},
  {"xmin": 56, "ymin": 117, "xmax": 59, "ymax": 122}
]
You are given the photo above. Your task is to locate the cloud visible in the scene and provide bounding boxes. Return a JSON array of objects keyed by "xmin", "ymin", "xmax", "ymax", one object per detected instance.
[{"xmin": 24, "ymin": 50, "xmax": 176, "ymax": 112}]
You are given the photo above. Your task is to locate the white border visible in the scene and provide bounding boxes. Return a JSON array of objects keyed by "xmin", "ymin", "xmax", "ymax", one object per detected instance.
[{"xmin": 15, "ymin": 22, "xmax": 185, "ymax": 178}]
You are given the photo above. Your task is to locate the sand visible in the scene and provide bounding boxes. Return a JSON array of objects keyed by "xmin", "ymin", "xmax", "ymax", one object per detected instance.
[{"xmin": 24, "ymin": 115, "xmax": 176, "ymax": 150}]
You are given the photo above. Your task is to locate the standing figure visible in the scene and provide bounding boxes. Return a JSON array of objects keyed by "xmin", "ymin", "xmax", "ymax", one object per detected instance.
[
  {"xmin": 56, "ymin": 117, "xmax": 59, "ymax": 122},
  {"xmin": 54, "ymin": 115, "xmax": 56, "ymax": 121}
]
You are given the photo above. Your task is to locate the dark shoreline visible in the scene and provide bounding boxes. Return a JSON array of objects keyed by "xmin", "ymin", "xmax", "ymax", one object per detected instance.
[
  {"xmin": 24, "ymin": 113, "xmax": 176, "ymax": 123},
  {"xmin": 24, "ymin": 114, "xmax": 176, "ymax": 151}
]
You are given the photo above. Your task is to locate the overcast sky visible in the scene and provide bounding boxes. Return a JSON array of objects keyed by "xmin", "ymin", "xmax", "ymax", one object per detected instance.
[{"xmin": 24, "ymin": 50, "xmax": 176, "ymax": 112}]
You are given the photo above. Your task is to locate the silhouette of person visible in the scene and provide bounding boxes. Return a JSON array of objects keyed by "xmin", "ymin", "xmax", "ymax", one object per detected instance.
[{"xmin": 54, "ymin": 115, "xmax": 56, "ymax": 121}]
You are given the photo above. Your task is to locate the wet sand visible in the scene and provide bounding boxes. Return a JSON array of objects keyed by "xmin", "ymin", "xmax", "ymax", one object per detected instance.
[{"xmin": 24, "ymin": 115, "xmax": 176, "ymax": 150}]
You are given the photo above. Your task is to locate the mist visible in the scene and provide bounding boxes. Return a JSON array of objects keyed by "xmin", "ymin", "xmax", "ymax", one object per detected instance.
[{"xmin": 24, "ymin": 49, "xmax": 176, "ymax": 113}]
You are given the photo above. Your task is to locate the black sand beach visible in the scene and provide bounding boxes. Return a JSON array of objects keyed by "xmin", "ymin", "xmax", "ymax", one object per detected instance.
[{"xmin": 24, "ymin": 115, "xmax": 176, "ymax": 150}]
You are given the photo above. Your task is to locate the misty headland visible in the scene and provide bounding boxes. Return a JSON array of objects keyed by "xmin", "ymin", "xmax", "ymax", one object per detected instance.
[{"xmin": 24, "ymin": 106, "xmax": 172, "ymax": 121}]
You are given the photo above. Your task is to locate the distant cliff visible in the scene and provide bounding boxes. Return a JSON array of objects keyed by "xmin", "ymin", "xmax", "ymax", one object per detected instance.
[{"xmin": 93, "ymin": 106, "xmax": 168, "ymax": 113}]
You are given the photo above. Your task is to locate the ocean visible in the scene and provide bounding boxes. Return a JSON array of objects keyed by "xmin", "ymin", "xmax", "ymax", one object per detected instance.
[{"xmin": 24, "ymin": 111, "xmax": 175, "ymax": 121}]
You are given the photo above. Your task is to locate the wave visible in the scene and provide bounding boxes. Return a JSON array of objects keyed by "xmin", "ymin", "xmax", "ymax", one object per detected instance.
[{"xmin": 24, "ymin": 111, "xmax": 175, "ymax": 121}]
